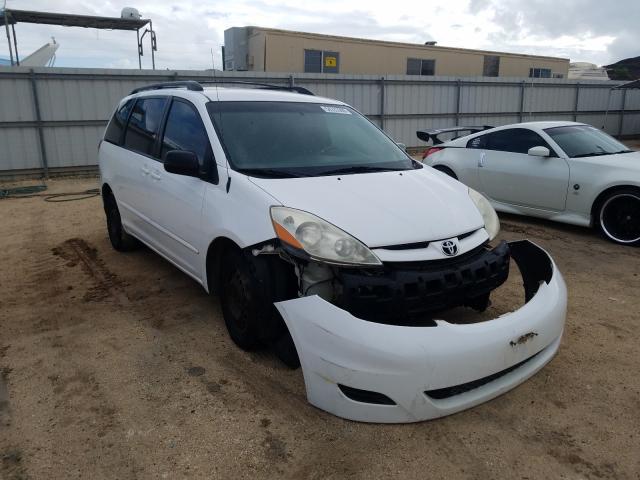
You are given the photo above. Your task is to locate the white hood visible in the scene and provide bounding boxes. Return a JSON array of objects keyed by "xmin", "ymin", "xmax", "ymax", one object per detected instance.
[{"xmin": 249, "ymin": 168, "xmax": 485, "ymax": 247}]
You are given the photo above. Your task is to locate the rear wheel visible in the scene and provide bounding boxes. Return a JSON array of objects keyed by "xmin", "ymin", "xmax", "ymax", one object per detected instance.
[
  {"xmin": 433, "ymin": 165, "xmax": 457, "ymax": 180},
  {"xmin": 104, "ymin": 193, "xmax": 139, "ymax": 252},
  {"xmin": 597, "ymin": 189, "xmax": 640, "ymax": 246}
]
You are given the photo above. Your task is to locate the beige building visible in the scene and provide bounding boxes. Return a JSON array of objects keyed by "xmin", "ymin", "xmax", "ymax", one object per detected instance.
[{"xmin": 223, "ymin": 27, "xmax": 569, "ymax": 79}]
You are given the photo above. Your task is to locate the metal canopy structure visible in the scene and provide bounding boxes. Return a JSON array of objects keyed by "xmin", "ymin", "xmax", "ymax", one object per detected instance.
[{"xmin": 1, "ymin": 8, "xmax": 157, "ymax": 69}]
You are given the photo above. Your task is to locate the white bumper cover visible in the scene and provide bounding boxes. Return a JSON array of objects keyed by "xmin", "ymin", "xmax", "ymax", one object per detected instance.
[{"xmin": 275, "ymin": 241, "xmax": 567, "ymax": 423}]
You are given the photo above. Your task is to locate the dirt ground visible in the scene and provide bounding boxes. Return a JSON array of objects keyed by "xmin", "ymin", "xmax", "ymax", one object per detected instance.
[{"xmin": 1, "ymin": 177, "xmax": 639, "ymax": 480}]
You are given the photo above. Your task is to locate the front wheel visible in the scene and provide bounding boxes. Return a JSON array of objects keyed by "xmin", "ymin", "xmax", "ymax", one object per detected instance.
[
  {"xmin": 220, "ymin": 250, "xmax": 263, "ymax": 350},
  {"xmin": 597, "ymin": 189, "xmax": 640, "ymax": 246}
]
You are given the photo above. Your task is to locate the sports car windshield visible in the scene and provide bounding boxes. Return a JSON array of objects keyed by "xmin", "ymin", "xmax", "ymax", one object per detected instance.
[
  {"xmin": 207, "ymin": 101, "xmax": 415, "ymax": 177},
  {"xmin": 544, "ymin": 125, "xmax": 632, "ymax": 158}
]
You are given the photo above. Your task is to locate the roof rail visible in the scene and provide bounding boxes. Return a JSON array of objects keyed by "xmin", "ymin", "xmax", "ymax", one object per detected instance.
[
  {"xmin": 130, "ymin": 80, "xmax": 204, "ymax": 95},
  {"xmin": 200, "ymin": 80, "xmax": 314, "ymax": 96}
]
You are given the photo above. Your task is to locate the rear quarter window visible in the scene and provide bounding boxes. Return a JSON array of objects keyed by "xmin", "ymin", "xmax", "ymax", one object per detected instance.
[
  {"xmin": 104, "ymin": 99, "xmax": 135, "ymax": 145},
  {"xmin": 466, "ymin": 135, "xmax": 486, "ymax": 149}
]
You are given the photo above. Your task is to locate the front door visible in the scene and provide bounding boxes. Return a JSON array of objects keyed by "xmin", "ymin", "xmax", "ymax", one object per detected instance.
[
  {"xmin": 477, "ymin": 128, "xmax": 570, "ymax": 211},
  {"xmin": 145, "ymin": 98, "xmax": 213, "ymax": 279}
]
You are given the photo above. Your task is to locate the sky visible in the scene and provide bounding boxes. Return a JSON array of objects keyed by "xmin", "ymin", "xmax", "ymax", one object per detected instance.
[{"xmin": 1, "ymin": 0, "xmax": 637, "ymax": 70}]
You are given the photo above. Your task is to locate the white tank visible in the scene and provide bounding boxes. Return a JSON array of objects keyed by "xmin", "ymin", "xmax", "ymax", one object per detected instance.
[{"xmin": 121, "ymin": 7, "xmax": 142, "ymax": 19}]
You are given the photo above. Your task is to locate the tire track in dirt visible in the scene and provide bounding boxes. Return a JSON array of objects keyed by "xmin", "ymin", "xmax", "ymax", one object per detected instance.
[{"xmin": 52, "ymin": 238, "xmax": 130, "ymax": 305}]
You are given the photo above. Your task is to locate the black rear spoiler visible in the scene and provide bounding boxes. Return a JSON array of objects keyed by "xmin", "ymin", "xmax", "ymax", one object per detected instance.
[{"xmin": 416, "ymin": 125, "xmax": 494, "ymax": 145}]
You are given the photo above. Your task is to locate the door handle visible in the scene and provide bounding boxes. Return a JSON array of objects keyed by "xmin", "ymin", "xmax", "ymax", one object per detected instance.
[
  {"xmin": 478, "ymin": 152, "xmax": 486, "ymax": 168},
  {"xmin": 150, "ymin": 171, "xmax": 161, "ymax": 180},
  {"xmin": 141, "ymin": 166, "xmax": 150, "ymax": 175}
]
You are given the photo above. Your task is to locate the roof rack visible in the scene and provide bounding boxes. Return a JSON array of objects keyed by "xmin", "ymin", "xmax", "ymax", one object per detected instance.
[
  {"xmin": 130, "ymin": 80, "xmax": 203, "ymax": 94},
  {"xmin": 129, "ymin": 79, "xmax": 314, "ymax": 96},
  {"xmin": 200, "ymin": 80, "xmax": 314, "ymax": 96}
]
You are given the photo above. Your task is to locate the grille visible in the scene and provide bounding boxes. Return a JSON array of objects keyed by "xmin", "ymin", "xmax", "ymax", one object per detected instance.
[
  {"xmin": 336, "ymin": 241, "xmax": 510, "ymax": 325},
  {"xmin": 425, "ymin": 351, "xmax": 541, "ymax": 400}
]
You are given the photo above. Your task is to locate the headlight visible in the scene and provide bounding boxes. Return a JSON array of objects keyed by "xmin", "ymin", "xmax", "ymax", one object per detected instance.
[
  {"xmin": 270, "ymin": 207, "xmax": 382, "ymax": 266},
  {"xmin": 468, "ymin": 188, "xmax": 500, "ymax": 241}
]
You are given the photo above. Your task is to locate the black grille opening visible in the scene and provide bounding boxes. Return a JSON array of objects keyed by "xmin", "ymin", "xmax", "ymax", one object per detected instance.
[
  {"xmin": 338, "ymin": 384, "xmax": 396, "ymax": 405},
  {"xmin": 336, "ymin": 241, "xmax": 510, "ymax": 326},
  {"xmin": 425, "ymin": 351, "xmax": 541, "ymax": 400}
]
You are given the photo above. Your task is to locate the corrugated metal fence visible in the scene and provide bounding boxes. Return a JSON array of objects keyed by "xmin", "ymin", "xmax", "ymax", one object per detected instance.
[{"xmin": 1, "ymin": 66, "xmax": 639, "ymax": 177}]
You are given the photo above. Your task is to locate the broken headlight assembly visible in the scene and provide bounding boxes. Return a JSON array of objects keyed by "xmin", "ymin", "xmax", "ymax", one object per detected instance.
[
  {"xmin": 468, "ymin": 188, "xmax": 500, "ymax": 241},
  {"xmin": 270, "ymin": 206, "xmax": 382, "ymax": 266}
]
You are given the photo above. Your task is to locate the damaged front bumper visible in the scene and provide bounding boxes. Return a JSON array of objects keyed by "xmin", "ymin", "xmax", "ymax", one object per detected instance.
[{"xmin": 275, "ymin": 240, "xmax": 567, "ymax": 423}]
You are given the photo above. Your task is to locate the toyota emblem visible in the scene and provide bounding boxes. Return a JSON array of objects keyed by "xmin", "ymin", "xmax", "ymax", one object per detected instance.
[{"xmin": 441, "ymin": 240, "xmax": 458, "ymax": 256}]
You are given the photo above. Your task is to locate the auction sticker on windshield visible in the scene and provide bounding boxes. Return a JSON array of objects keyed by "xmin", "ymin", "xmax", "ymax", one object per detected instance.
[{"xmin": 320, "ymin": 106, "xmax": 352, "ymax": 114}]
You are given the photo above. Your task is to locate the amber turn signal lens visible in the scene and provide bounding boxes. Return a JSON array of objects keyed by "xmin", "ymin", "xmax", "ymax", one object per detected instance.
[{"xmin": 272, "ymin": 221, "xmax": 303, "ymax": 249}]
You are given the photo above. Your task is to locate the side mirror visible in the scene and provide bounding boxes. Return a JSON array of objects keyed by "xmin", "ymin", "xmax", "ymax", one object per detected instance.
[
  {"xmin": 396, "ymin": 142, "xmax": 407, "ymax": 152},
  {"xmin": 528, "ymin": 146, "xmax": 550, "ymax": 157},
  {"xmin": 164, "ymin": 150, "xmax": 200, "ymax": 177}
]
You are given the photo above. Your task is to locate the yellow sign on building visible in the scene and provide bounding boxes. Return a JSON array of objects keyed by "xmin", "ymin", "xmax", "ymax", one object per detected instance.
[{"xmin": 324, "ymin": 56, "xmax": 337, "ymax": 68}]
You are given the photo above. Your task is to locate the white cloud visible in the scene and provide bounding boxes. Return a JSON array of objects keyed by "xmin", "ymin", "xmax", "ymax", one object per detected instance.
[{"xmin": 1, "ymin": 0, "xmax": 635, "ymax": 69}]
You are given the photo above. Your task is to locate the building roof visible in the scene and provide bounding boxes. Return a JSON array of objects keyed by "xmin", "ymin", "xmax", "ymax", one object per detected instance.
[
  {"xmin": 0, "ymin": 8, "xmax": 149, "ymax": 30},
  {"xmin": 243, "ymin": 26, "xmax": 569, "ymax": 62}
]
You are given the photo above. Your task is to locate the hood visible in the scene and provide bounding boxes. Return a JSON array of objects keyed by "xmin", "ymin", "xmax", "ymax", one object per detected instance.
[
  {"xmin": 577, "ymin": 150, "xmax": 640, "ymax": 171},
  {"xmin": 249, "ymin": 168, "xmax": 485, "ymax": 247}
]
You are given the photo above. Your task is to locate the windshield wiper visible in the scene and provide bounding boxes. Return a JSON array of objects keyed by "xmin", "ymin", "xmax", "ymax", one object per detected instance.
[
  {"xmin": 235, "ymin": 168, "xmax": 306, "ymax": 178},
  {"xmin": 316, "ymin": 165, "xmax": 408, "ymax": 176}
]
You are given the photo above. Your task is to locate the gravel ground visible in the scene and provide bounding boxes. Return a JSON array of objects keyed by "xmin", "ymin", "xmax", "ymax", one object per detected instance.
[{"xmin": 1, "ymin": 177, "xmax": 639, "ymax": 480}]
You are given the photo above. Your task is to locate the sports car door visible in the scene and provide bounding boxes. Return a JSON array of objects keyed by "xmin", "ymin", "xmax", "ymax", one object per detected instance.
[{"xmin": 478, "ymin": 128, "xmax": 569, "ymax": 211}]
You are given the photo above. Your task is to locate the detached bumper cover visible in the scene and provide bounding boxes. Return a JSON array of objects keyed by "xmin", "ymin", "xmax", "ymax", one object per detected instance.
[{"xmin": 275, "ymin": 240, "xmax": 567, "ymax": 423}]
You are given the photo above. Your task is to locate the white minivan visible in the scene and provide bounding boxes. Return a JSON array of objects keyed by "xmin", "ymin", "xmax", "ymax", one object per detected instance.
[{"xmin": 99, "ymin": 81, "xmax": 567, "ymax": 423}]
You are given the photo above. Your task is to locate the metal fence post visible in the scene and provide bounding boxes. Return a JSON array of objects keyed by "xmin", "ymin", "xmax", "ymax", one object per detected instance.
[
  {"xmin": 618, "ymin": 88, "xmax": 627, "ymax": 137},
  {"xmin": 288, "ymin": 74, "xmax": 295, "ymax": 88},
  {"xmin": 379, "ymin": 76, "xmax": 385, "ymax": 130},
  {"xmin": 455, "ymin": 79, "xmax": 462, "ymax": 126},
  {"xmin": 29, "ymin": 69, "xmax": 49, "ymax": 179},
  {"xmin": 573, "ymin": 83, "xmax": 580, "ymax": 122},
  {"xmin": 518, "ymin": 81, "xmax": 526, "ymax": 123}
]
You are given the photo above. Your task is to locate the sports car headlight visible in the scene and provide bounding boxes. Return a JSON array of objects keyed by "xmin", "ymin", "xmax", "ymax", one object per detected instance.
[
  {"xmin": 270, "ymin": 207, "xmax": 382, "ymax": 266},
  {"xmin": 468, "ymin": 188, "xmax": 500, "ymax": 241}
]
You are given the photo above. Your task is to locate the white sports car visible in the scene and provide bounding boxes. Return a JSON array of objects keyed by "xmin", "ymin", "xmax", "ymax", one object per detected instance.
[{"xmin": 418, "ymin": 122, "xmax": 640, "ymax": 245}]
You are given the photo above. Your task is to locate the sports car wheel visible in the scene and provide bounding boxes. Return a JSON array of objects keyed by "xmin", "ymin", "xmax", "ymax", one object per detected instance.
[{"xmin": 598, "ymin": 189, "xmax": 640, "ymax": 246}]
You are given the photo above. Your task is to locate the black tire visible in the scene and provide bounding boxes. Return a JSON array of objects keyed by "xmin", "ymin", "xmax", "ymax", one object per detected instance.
[
  {"xmin": 220, "ymin": 249, "xmax": 264, "ymax": 350},
  {"xmin": 273, "ymin": 328, "xmax": 300, "ymax": 369},
  {"xmin": 433, "ymin": 165, "xmax": 457, "ymax": 180},
  {"xmin": 219, "ymin": 248, "xmax": 301, "ymax": 366},
  {"xmin": 104, "ymin": 193, "xmax": 139, "ymax": 252},
  {"xmin": 597, "ymin": 188, "xmax": 640, "ymax": 246}
]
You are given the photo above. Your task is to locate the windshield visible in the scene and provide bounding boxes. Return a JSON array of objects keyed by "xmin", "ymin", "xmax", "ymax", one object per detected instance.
[
  {"xmin": 207, "ymin": 101, "xmax": 415, "ymax": 177},
  {"xmin": 544, "ymin": 125, "xmax": 632, "ymax": 158}
]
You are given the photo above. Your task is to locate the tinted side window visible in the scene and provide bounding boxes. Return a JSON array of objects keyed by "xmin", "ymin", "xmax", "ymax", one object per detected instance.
[
  {"xmin": 467, "ymin": 135, "xmax": 487, "ymax": 149},
  {"xmin": 161, "ymin": 100, "xmax": 211, "ymax": 165},
  {"xmin": 104, "ymin": 99, "xmax": 135, "ymax": 145},
  {"xmin": 484, "ymin": 128, "xmax": 551, "ymax": 155},
  {"xmin": 124, "ymin": 97, "xmax": 168, "ymax": 157}
]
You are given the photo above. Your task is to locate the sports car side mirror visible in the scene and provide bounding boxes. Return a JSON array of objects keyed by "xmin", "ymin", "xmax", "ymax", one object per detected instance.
[{"xmin": 528, "ymin": 146, "xmax": 550, "ymax": 157}]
